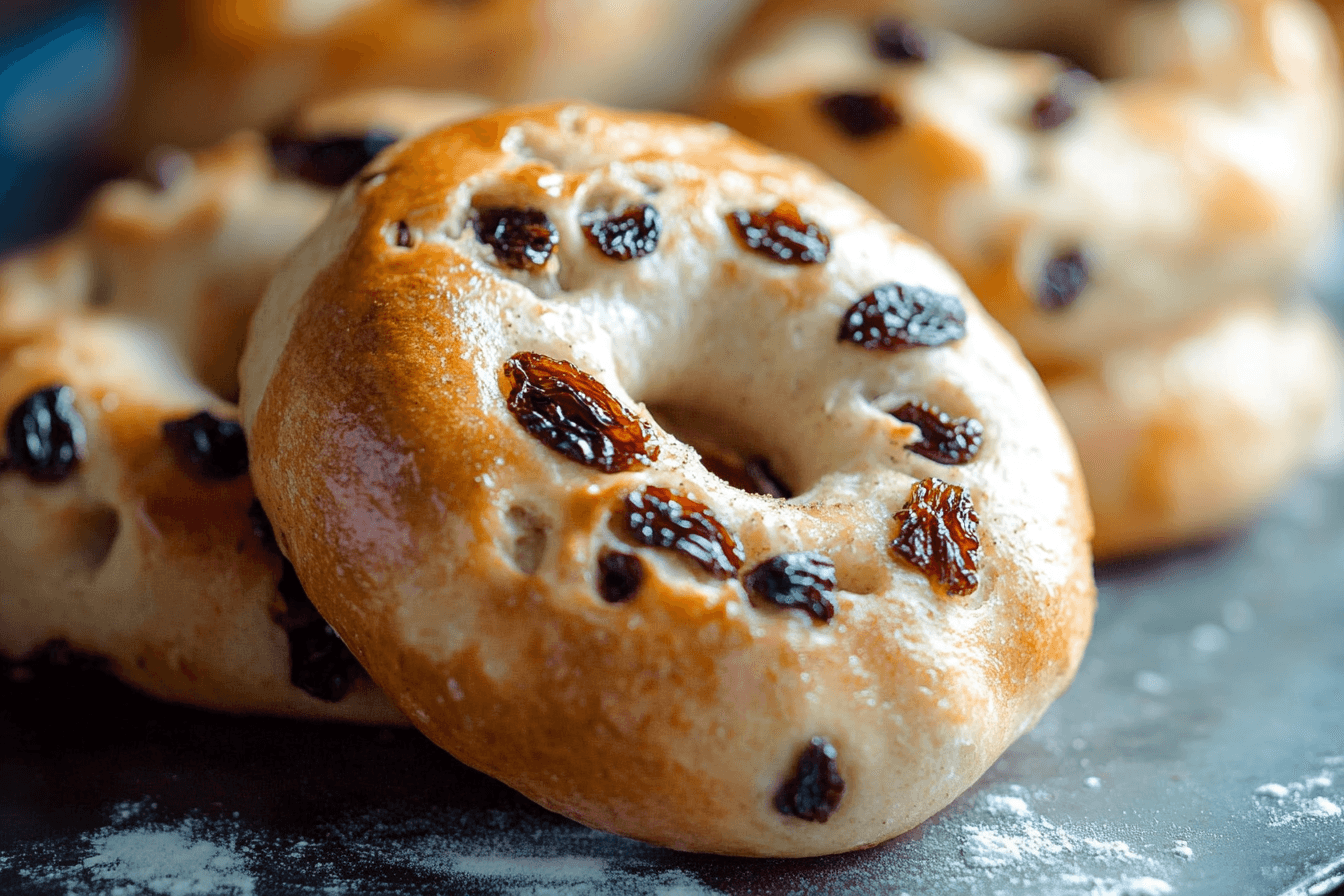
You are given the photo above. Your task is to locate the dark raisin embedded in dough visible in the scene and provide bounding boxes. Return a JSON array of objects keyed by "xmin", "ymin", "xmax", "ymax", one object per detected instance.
[
  {"xmin": 597, "ymin": 550, "xmax": 644, "ymax": 603},
  {"xmin": 269, "ymin": 131, "xmax": 398, "ymax": 187},
  {"xmin": 775, "ymin": 737, "xmax": 845, "ymax": 822},
  {"xmin": 622, "ymin": 486, "xmax": 743, "ymax": 579},
  {"xmin": 277, "ymin": 559, "xmax": 361, "ymax": 703},
  {"xmin": 872, "ymin": 19, "xmax": 929, "ymax": 63},
  {"xmin": 162, "ymin": 411, "xmax": 249, "ymax": 480},
  {"xmin": 891, "ymin": 402, "xmax": 984, "ymax": 465},
  {"xmin": 818, "ymin": 92, "xmax": 901, "ymax": 139},
  {"xmin": 503, "ymin": 352, "xmax": 658, "ymax": 473},
  {"xmin": 838, "ymin": 283, "xmax": 966, "ymax": 351},
  {"xmin": 892, "ymin": 478, "xmax": 980, "ymax": 597},
  {"xmin": 726, "ymin": 203, "xmax": 830, "ymax": 265},
  {"xmin": 581, "ymin": 204, "xmax": 661, "ymax": 261},
  {"xmin": 395, "ymin": 221, "xmax": 412, "ymax": 247},
  {"xmin": 744, "ymin": 552, "xmax": 837, "ymax": 622},
  {"xmin": 1039, "ymin": 248, "xmax": 1090, "ymax": 310},
  {"xmin": 5, "ymin": 385, "xmax": 86, "ymax": 483},
  {"xmin": 474, "ymin": 206, "xmax": 559, "ymax": 269}
]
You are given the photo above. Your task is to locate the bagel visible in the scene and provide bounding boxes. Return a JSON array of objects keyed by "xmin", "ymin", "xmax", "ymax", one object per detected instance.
[
  {"xmin": 705, "ymin": 0, "xmax": 1344, "ymax": 553},
  {"xmin": 0, "ymin": 91, "xmax": 483, "ymax": 720},
  {"xmin": 238, "ymin": 102, "xmax": 1095, "ymax": 856},
  {"xmin": 111, "ymin": 0, "xmax": 755, "ymax": 160}
]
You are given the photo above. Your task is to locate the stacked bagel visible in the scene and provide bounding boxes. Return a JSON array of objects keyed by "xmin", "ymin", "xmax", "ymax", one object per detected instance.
[
  {"xmin": 707, "ymin": 0, "xmax": 1344, "ymax": 556},
  {"xmin": 3, "ymin": 0, "xmax": 1341, "ymax": 860}
]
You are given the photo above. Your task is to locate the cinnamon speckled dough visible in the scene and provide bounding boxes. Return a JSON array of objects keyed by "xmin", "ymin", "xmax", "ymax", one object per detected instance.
[
  {"xmin": 705, "ymin": 0, "xmax": 1344, "ymax": 555},
  {"xmin": 0, "ymin": 91, "xmax": 485, "ymax": 721},
  {"xmin": 112, "ymin": 0, "xmax": 755, "ymax": 160},
  {"xmin": 1051, "ymin": 296, "xmax": 1344, "ymax": 558},
  {"xmin": 238, "ymin": 103, "xmax": 1095, "ymax": 856}
]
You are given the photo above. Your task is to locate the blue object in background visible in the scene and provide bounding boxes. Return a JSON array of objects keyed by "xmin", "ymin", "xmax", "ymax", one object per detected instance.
[{"xmin": 0, "ymin": 0, "xmax": 127, "ymax": 254}]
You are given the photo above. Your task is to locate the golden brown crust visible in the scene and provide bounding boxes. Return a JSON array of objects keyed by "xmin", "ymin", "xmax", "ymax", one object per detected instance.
[
  {"xmin": 0, "ymin": 90, "xmax": 486, "ymax": 722},
  {"xmin": 240, "ymin": 103, "xmax": 1095, "ymax": 856},
  {"xmin": 112, "ymin": 0, "xmax": 756, "ymax": 159},
  {"xmin": 704, "ymin": 0, "xmax": 1344, "ymax": 555},
  {"xmin": 1049, "ymin": 296, "xmax": 1344, "ymax": 557}
]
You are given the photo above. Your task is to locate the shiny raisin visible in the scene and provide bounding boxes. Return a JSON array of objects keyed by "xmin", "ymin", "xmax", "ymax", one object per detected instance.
[
  {"xmin": 474, "ymin": 206, "xmax": 558, "ymax": 269},
  {"xmin": 395, "ymin": 221, "xmax": 412, "ymax": 247},
  {"xmin": 621, "ymin": 486, "xmax": 743, "ymax": 578},
  {"xmin": 503, "ymin": 352, "xmax": 658, "ymax": 473},
  {"xmin": 872, "ymin": 19, "xmax": 929, "ymax": 63},
  {"xmin": 162, "ymin": 411, "xmax": 249, "ymax": 480},
  {"xmin": 818, "ymin": 92, "xmax": 901, "ymax": 139},
  {"xmin": 838, "ymin": 283, "xmax": 966, "ymax": 351},
  {"xmin": 775, "ymin": 737, "xmax": 845, "ymax": 822},
  {"xmin": 581, "ymin": 204, "xmax": 661, "ymax": 261},
  {"xmin": 892, "ymin": 478, "xmax": 980, "ymax": 597},
  {"xmin": 5, "ymin": 385, "xmax": 86, "ymax": 483},
  {"xmin": 744, "ymin": 552, "xmax": 836, "ymax": 622},
  {"xmin": 276, "ymin": 560, "xmax": 361, "ymax": 703},
  {"xmin": 268, "ymin": 131, "xmax": 398, "ymax": 187},
  {"xmin": 891, "ymin": 402, "xmax": 984, "ymax": 465},
  {"xmin": 597, "ymin": 550, "xmax": 644, "ymax": 603},
  {"xmin": 726, "ymin": 203, "xmax": 830, "ymax": 265},
  {"xmin": 1039, "ymin": 248, "xmax": 1090, "ymax": 309}
]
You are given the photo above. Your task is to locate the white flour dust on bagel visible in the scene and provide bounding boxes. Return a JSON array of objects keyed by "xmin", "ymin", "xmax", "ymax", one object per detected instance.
[{"xmin": 238, "ymin": 103, "xmax": 1096, "ymax": 857}]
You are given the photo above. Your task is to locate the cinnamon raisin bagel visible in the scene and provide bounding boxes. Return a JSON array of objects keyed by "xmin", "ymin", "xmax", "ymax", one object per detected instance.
[
  {"xmin": 705, "ymin": 0, "xmax": 1344, "ymax": 555},
  {"xmin": 0, "ymin": 91, "xmax": 484, "ymax": 721},
  {"xmin": 238, "ymin": 103, "xmax": 1095, "ymax": 856},
  {"xmin": 112, "ymin": 0, "xmax": 754, "ymax": 160}
]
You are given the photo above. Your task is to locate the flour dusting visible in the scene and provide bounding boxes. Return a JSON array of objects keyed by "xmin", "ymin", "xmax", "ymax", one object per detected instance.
[{"xmin": 1254, "ymin": 766, "xmax": 1343, "ymax": 826}]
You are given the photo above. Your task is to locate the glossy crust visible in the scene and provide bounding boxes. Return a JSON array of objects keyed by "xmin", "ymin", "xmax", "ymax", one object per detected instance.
[
  {"xmin": 1049, "ymin": 296, "xmax": 1344, "ymax": 557},
  {"xmin": 112, "ymin": 0, "xmax": 754, "ymax": 159},
  {"xmin": 239, "ymin": 103, "xmax": 1096, "ymax": 856},
  {"xmin": 0, "ymin": 91, "xmax": 484, "ymax": 721},
  {"xmin": 705, "ymin": 0, "xmax": 1344, "ymax": 555}
]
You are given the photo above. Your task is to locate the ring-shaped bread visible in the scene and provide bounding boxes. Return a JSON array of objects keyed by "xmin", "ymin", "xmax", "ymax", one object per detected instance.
[
  {"xmin": 706, "ymin": 0, "xmax": 1344, "ymax": 368},
  {"xmin": 239, "ymin": 103, "xmax": 1095, "ymax": 856},
  {"xmin": 0, "ymin": 91, "xmax": 484, "ymax": 721}
]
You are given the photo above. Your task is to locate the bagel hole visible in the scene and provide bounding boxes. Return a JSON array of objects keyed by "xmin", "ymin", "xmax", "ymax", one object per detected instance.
[
  {"xmin": 504, "ymin": 504, "xmax": 550, "ymax": 575},
  {"xmin": 645, "ymin": 403, "xmax": 797, "ymax": 499}
]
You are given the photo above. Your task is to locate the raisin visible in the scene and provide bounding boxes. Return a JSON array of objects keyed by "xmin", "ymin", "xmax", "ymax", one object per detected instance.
[
  {"xmin": 775, "ymin": 737, "xmax": 845, "ymax": 822},
  {"xmin": 268, "ymin": 131, "xmax": 398, "ymax": 187},
  {"xmin": 503, "ymin": 352, "xmax": 658, "ymax": 473},
  {"xmin": 597, "ymin": 550, "xmax": 644, "ymax": 603},
  {"xmin": 892, "ymin": 478, "xmax": 980, "ymax": 597},
  {"xmin": 838, "ymin": 283, "xmax": 966, "ymax": 351},
  {"xmin": 1030, "ymin": 90, "xmax": 1076, "ymax": 130},
  {"xmin": 395, "ymin": 221, "xmax": 412, "ymax": 247},
  {"xmin": 621, "ymin": 486, "xmax": 743, "ymax": 578},
  {"xmin": 872, "ymin": 19, "xmax": 929, "ymax": 63},
  {"xmin": 726, "ymin": 203, "xmax": 830, "ymax": 265},
  {"xmin": 5, "ymin": 385, "xmax": 86, "ymax": 483},
  {"xmin": 1039, "ymin": 248, "xmax": 1090, "ymax": 310},
  {"xmin": 581, "ymin": 204, "xmax": 661, "ymax": 261},
  {"xmin": 474, "ymin": 206, "xmax": 558, "ymax": 269},
  {"xmin": 277, "ymin": 560, "xmax": 360, "ymax": 703},
  {"xmin": 162, "ymin": 411, "xmax": 249, "ymax": 480},
  {"xmin": 891, "ymin": 402, "xmax": 984, "ymax": 465},
  {"xmin": 818, "ymin": 92, "xmax": 901, "ymax": 139},
  {"xmin": 744, "ymin": 552, "xmax": 836, "ymax": 622}
]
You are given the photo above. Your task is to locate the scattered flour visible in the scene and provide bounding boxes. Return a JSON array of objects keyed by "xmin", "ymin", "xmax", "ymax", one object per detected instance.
[
  {"xmin": 1085, "ymin": 777, "xmax": 1103, "ymax": 790},
  {"xmin": 1254, "ymin": 766, "xmax": 1343, "ymax": 826},
  {"xmin": 1171, "ymin": 840, "xmax": 1193, "ymax": 860}
]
